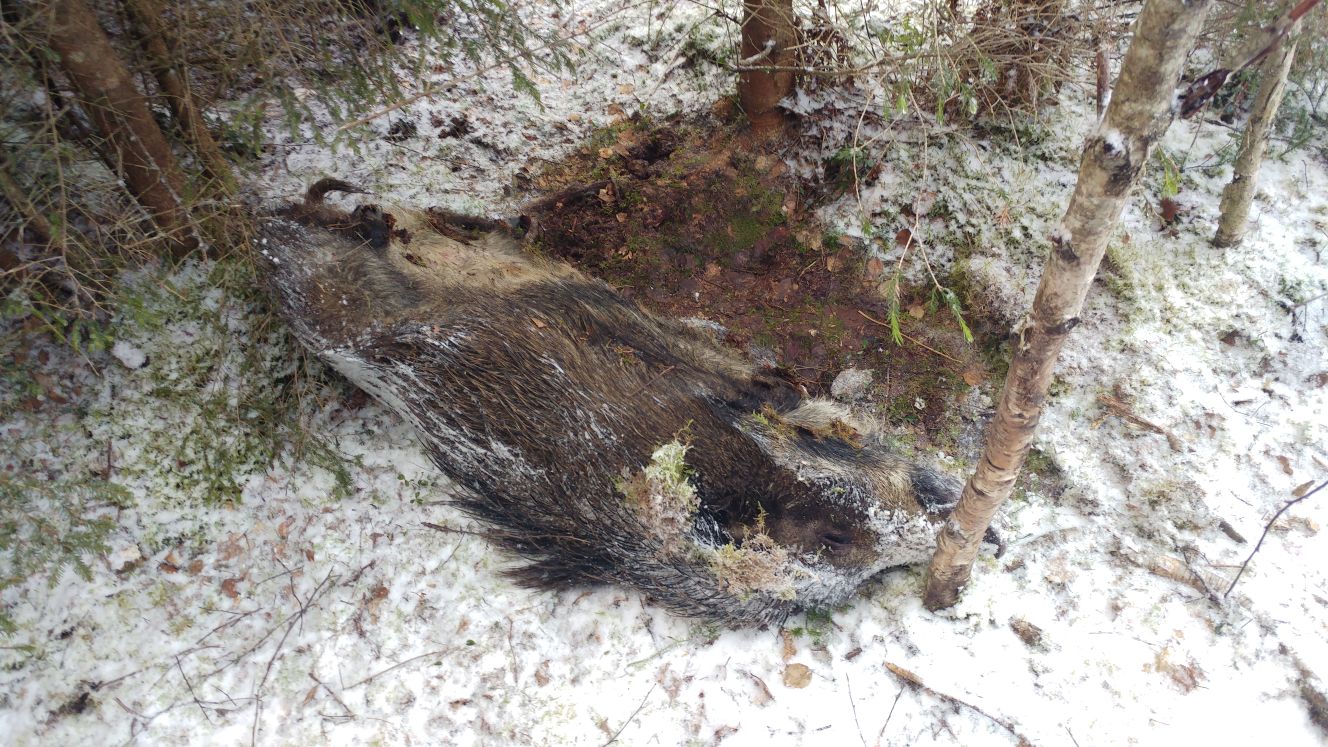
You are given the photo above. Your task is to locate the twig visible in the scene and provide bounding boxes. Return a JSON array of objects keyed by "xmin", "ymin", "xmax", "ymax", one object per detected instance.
[
  {"xmin": 846, "ymin": 674, "xmax": 867, "ymax": 747},
  {"xmin": 345, "ymin": 648, "xmax": 455, "ymax": 690},
  {"xmin": 176, "ymin": 656, "xmax": 214, "ymax": 725},
  {"xmin": 626, "ymin": 365, "xmax": 677, "ymax": 398},
  {"xmin": 884, "ymin": 662, "xmax": 1034, "ymax": 746},
  {"xmin": 856, "ymin": 310, "xmax": 963, "ymax": 364},
  {"xmin": 335, "ymin": 1, "xmax": 653, "ymax": 133},
  {"xmin": 1224, "ymin": 479, "xmax": 1326, "ymax": 599},
  {"xmin": 878, "ymin": 685, "xmax": 905, "ymax": 742},
  {"xmin": 1179, "ymin": 0, "xmax": 1321, "ymax": 118},
  {"xmin": 602, "ymin": 681, "xmax": 657, "ymax": 746},
  {"xmin": 309, "ymin": 672, "xmax": 355, "ymax": 719},
  {"xmin": 1096, "ymin": 394, "xmax": 1184, "ymax": 451},
  {"xmin": 420, "ymin": 522, "xmax": 486, "ymax": 537},
  {"xmin": 252, "ymin": 570, "xmax": 338, "ymax": 745}
]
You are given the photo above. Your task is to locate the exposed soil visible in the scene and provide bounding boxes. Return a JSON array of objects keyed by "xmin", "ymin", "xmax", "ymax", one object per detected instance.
[{"xmin": 523, "ymin": 113, "xmax": 994, "ymax": 447}]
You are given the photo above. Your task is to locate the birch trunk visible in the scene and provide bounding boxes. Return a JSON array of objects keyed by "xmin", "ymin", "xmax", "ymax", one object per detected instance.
[
  {"xmin": 1212, "ymin": 22, "xmax": 1302, "ymax": 248},
  {"xmin": 923, "ymin": 0, "xmax": 1213, "ymax": 610},
  {"xmin": 737, "ymin": 0, "xmax": 797, "ymax": 136},
  {"xmin": 43, "ymin": 0, "xmax": 198, "ymax": 255}
]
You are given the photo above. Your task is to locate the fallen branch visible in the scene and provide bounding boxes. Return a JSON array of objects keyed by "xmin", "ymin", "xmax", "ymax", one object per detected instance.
[
  {"xmin": 884, "ymin": 662, "xmax": 1034, "ymax": 747},
  {"xmin": 1224, "ymin": 479, "xmax": 1326, "ymax": 599}
]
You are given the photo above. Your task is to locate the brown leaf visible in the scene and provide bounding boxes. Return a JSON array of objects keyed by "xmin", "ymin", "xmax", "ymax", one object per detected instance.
[
  {"xmin": 615, "ymin": 212, "xmax": 627, "ymax": 223},
  {"xmin": 962, "ymin": 368, "xmax": 986, "ymax": 387},
  {"xmin": 217, "ymin": 533, "xmax": 244, "ymax": 562},
  {"xmin": 747, "ymin": 672, "xmax": 774, "ymax": 705},
  {"xmin": 597, "ymin": 147, "xmax": 614, "ymax": 159},
  {"xmin": 781, "ymin": 630, "xmax": 796, "ymax": 661},
  {"xmin": 301, "ymin": 685, "xmax": 319, "ymax": 706},
  {"xmin": 864, "ymin": 258, "xmax": 885, "ymax": 281},
  {"xmin": 278, "ymin": 515, "xmax": 295, "ymax": 539},
  {"xmin": 1009, "ymin": 617, "xmax": 1043, "ymax": 647},
  {"xmin": 1294, "ymin": 480, "xmax": 1316, "ymax": 497},
  {"xmin": 534, "ymin": 662, "xmax": 551, "ymax": 687},
  {"xmin": 782, "ymin": 663, "xmax": 812, "ymax": 688},
  {"xmin": 531, "ymin": 318, "xmax": 547, "ymax": 329},
  {"xmin": 221, "ymin": 577, "xmax": 241, "ymax": 599},
  {"xmin": 907, "ymin": 304, "xmax": 925, "ymax": 319},
  {"xmin": 1275, "ymin": 455, "xmax": 1293, "ymax": 475},
  {"xmin": 895, "ymin": 228, "xmax": 913, "ymax": 247},
  {"xmin": 1159, "ymin": 197, "xmax": 1181, "ymax": 225}
]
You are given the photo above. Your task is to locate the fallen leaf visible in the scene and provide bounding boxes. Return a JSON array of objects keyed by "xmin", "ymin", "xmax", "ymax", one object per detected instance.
[
  {"xmin": 895, "ymin": 228, "xmax": 913, "ymax": 247},
  {"xmin": 532, "ymin": 318, "xmax": 547, "ymax": 329},
  {"xmin": 1275, "ymin": 455, "xmax": 1293, "ymax": 475},
  {"xmin": 864, "ymin": 258, "xmax": 885, "ymax": 281},
  {"xmin": 221, "ymin": 577, "xmax": 241, "ymax": 599},
  {"xmin": 615, "ymin": 212, "xmax": 627, "ymax": 223},
  {"xmin": 747, "ymin": 672, "xmax": 774, "ymax": 705},
  {"xmin": 1009, "ymin": 617, "xmax": 1043, "ymax": 647},
  {"xmin": 1294, "ymin": 480, "xmax": 1316, "ymax": 497},
  {"xmin": 597, "ymin": 147, "xmax": 614, "ymax": 159},
  {"xmin": 962, "ymin": 368, "xmax": 986, "ymax": 386},
  {"xmin": 907, "ymin": 304, "xmax": 925, "ymax": 319},
  {"xmin": 782, "ymin": 663, "xmax": 812, "ymax": 688},
  {"xmin": 1159, "ymin": 197, "xmax": 1181, "ymax": 225}
]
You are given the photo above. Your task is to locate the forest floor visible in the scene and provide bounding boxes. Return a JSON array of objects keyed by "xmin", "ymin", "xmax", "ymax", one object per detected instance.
[{"xmin": 2, "ymin": 1, "xmax": 1327, "ymax": 746}]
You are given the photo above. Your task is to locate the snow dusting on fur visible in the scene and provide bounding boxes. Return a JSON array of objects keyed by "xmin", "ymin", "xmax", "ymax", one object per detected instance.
[{"xmin": 3, "ymin": 2, "xmax": 1327, "ymax": 746}]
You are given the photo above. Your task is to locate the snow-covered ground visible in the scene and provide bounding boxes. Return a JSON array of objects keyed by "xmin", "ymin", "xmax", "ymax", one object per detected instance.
[{"xmin": 2, "ymin": 2, "xmax": 1326, "ymax": 745}]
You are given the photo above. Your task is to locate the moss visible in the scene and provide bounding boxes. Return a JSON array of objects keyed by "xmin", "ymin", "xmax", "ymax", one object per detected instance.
[
  {"xmin": 87, "ymin": 258, "xmax": 354, "ymax": 507},
  {"xmin": 704, "ymin": 534, "xmax": 795, "ymax": 600}
]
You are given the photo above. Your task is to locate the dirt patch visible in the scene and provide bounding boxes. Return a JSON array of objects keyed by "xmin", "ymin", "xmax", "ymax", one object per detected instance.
[{"xmin": 523, "ymin": 114, "xmax": 993, "ymax": 448}]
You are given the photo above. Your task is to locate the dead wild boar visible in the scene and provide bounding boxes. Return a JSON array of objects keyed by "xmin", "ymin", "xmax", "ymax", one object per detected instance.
[{"xmin": 257, "ymin": 180, "xmax": 966, "ymax": 626}]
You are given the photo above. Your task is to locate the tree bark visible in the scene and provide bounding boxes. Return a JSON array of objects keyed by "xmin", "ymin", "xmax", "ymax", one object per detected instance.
[
  {"xmin": 737, "ymin": 0, "xmax": 797, "ymax": 136},
  {"xmin": 923, "ymin": 0, "xmax": 1213, "ymax": 611},
  {"xmin": 41, "ymin": 0, "xmax": 198, "ymax": 255},
  {"xmin": 1212, "ymin": 22, "xmax": 1302, "ymax": 248},
  {"xmin": 121, "ymin": 0, "xmax": 236, "ymax": 197}
]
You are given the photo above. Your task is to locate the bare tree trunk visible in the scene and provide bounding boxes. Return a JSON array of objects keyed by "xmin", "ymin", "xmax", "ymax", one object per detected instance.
[
  {"xmin": 41, "ymin": 0, "xmax": 198, "ymax": 255},
  {"xmin": 923, "ymin": 0, "xmax": 1213, "ymax": 611},
  {"xmin": 121, "ymin": 0, "xmax": 235, "ymax": 197},
  {"xmin": 737, "ymin": 0, "xmax": 797, "ymax": 136},
  {"xmin": 1212, "ymin": 22, "xmax": 1302, "ymax": 248}
]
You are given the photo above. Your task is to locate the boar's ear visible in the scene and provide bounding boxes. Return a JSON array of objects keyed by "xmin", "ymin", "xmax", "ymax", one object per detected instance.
[
  {"xmin": 910, "ymin": 466, "xmax": 962, "ymax": 515},
  {"xmin": 715, "ymin": 370, "xmax": 803, "ymax": 413}
]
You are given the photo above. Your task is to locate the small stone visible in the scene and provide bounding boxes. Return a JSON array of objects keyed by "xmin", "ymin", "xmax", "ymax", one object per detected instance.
[{"xmin": 831, "ymin": 368, "xmax": 873, "ymax": 402}]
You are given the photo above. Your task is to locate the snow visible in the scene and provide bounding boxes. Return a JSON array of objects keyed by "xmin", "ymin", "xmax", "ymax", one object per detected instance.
[
  {"xmin": 3, "ymin": 1, "xmax": 1327, "ymax": 746},
  {"xmin": 110, "ymin": 341, "xmax": 148, "ymax": 370}
]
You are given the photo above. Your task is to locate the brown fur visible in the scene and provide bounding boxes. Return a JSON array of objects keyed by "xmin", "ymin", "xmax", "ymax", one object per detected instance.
[{"xmin": 258, "ymin": 183, "xmax": 966, "ymax": 625}]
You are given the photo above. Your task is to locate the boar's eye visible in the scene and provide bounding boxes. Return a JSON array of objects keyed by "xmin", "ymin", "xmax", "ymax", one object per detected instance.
[{"xmin": 820, "ymin": 531, "xmax": 854, "ymax": 556}]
